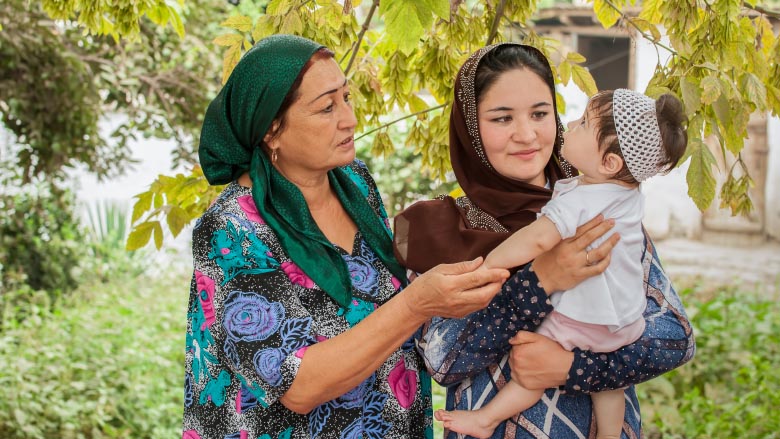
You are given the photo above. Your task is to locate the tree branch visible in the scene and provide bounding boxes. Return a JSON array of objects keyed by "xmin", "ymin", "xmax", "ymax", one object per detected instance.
[
  {"xmin": 356, "ymin": 103, "xmax": 448, "ymax": 141},
  {"xmin": 602, "ymin": 0, "xmax": 688, "ymax": 62},
  {"xmin": 748, "ymin": 4, "xmax": 780, "ymax": 19},
  {"xmin": 486, "ymin": 0, "xmax": 507, "ymax": 45},
  {"xmin": 344, "ymin": 0, "xmax": 379, "ymax": 76}
]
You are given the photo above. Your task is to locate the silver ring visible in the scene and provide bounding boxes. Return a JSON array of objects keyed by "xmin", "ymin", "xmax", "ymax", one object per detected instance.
[{"xmin": 586, "ymin": 251, "xmax": 591, "ymax": 266}]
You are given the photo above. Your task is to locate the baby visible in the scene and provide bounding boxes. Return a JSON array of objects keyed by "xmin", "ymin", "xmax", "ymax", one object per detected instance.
[{"xmin": 435, "ymin": 89, "xmax": 688, "ymax": 439}]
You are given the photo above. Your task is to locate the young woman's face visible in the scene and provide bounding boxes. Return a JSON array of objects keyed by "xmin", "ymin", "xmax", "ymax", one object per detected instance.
[
  {"xmin": 477, "ymin": 68, "xmax": 557, "ymax": 187},
  {"xmin": 266, "ymin": 57, "xmax": 357, "ymax": 178}
]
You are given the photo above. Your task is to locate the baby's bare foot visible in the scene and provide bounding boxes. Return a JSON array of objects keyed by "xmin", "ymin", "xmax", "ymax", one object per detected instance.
[{"xmin": 434, "ymin": 409, "xmax": 498, "ymax": 439}]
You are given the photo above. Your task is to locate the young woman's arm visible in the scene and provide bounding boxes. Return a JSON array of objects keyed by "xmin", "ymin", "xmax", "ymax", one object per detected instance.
[
  {"xmin": 508, "ymin": 233, "xmax": 695, "ymax": 393},
  {"xmin": 419, "ymin": 217, "xmax": 618, "ymax": 386}
]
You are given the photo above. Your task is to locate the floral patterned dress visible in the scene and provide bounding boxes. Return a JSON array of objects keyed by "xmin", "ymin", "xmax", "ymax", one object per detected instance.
[{"xmin": 183, "ymin": 160, "xmax": 432, "ymax": 439}]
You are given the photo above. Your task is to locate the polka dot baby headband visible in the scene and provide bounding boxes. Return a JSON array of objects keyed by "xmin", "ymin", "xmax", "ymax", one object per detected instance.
[{"xmin": 613, "ymin": 88, "xmax": 665, "ymax": 182}]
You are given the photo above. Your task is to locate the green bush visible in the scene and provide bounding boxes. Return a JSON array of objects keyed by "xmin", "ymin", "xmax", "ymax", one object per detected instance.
[
  {"xmin": 0, "ymin": 269, "xmax": 187, "ymax": 438},
  {"xmin": 0, "ymin": 185, "xmax": 83, "ymax": 325},
  {"xmin": 638, "ymin": 286, "xmax": 780, "ymax": 438}
]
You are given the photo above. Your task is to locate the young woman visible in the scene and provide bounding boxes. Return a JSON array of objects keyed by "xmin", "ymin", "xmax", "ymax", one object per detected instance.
[{"xmin": 394, "ymin": 43, "xmax": 695, "ymax": 439}]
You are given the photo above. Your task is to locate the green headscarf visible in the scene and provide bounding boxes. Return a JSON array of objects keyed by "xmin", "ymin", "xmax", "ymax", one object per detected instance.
[{"xmin": 198, "ymin": 34, "xmax": 407, "ymax": 308}]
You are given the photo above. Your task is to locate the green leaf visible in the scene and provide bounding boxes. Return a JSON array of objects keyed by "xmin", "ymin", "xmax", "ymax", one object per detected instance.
[
  {"xmin": 638, "ymin": 0, "xmax": 663, "ymax": 22},
  {"xmin": 131, "ymin": 191, "xmax": 153, "ymax": 224},
  {"xmin": 126, "ymin": 221, "xmax": 156, "ymax": 251},
  {"xmin": 408, "ymin": 94, "xmax": 429, "ymax": 113},
  {"xmin": 169, "ymin": 6, "xmax": 185, "ymax": 38},
  {"xmin": 558, "ymin": 60, "xmax": 572, "ymax": 85},
  {"xmin": 166, "ymin": 205, "xmax": 189, "ymax": 238},
  {"xmin": 741, "ymin": 72, "xmax": 767, "ymax": 110},
  {"xmin": 213, "ymin": 33, "xmax": 244, "ymax": 47},
  {"xmin": 565, "ymin": 52, "xmax": 586, "ymax": 63},
  {"xmin": 222, "ymin": 44, "xmax": 243, "ymax": 84},
  {"xmin": 379, "ymin": 0, "xmax": 435, "ymax": 54},
  {"xmin": 712, "ymin": 93, "xmax": 732, "ymax": 128},
  {"xmin": 699, "ymin": 75, "xmax": 721, "ymax": 105},
  {"xmin": 571, "ymin": 65, "xmax": 598, "ymax": 96},
  {"xmin": 630, "ymin": 17, "xmax": 661, "ymax": 42},
  {"xmin": 280, "ymin": 11, "xmax": 303, "ymax": 35},
  {"xmin": 153, "ymin": 221, "xmax": 164, "ymax": 250},
  {"xmin": 594, "ymin": 0, "xmax": 621, "ymax": 29},
  {"xmin": 685, "ymin": 138, "xmax": 717, "ymax": 211},
  {"xmin": 427, "ymin": 0, "xmax": 450, "ymax": 20},
  {"xmin": 266, "ymin": 0, "xmax": 292, "ymax": 15},
  {"xmin": 221, "ymin": 15, "xmax": 253, "ymax": 33},
  {"xmin": 680, "ymin": 77, "xmax": 701, "ymax": 116}
]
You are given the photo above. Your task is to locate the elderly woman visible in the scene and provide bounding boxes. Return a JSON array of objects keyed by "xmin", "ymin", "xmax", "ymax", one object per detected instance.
[
  {"xmin": 394, "ymin": 43, "xmax": 695, "ymax": 438},
  {"xmin": 182, "ymin": 35, "xmax": 509, "ymax": 439}
]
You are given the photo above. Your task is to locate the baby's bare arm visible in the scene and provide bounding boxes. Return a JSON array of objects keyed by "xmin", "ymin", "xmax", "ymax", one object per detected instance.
[{"xmin": 484, "ymin": 216, "xmax": 562, "ymax": 270}]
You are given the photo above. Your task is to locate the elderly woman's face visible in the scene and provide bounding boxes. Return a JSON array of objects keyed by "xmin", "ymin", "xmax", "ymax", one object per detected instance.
[
  {"xmin": 266, "ymin": 57, "xmax": 357, "ymax": 176},
  {"xmin": 477, "ymin": 68, "xmax": 556, "ymax": 187}
]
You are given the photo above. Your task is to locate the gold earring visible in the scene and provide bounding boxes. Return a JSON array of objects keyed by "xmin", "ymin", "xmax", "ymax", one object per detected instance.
[{"xmin": 271, "ymin": 149, "xmax": 278, "ymax": 163}]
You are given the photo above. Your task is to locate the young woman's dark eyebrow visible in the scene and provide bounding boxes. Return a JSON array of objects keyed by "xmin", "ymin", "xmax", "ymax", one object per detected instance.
[
  {"xmin": 486, "ymin": 101, "xmax": 551, "ymax": 112},
  {"xmin": 309, "ymin": 79, "xmax": 348, "ymax": 104}
]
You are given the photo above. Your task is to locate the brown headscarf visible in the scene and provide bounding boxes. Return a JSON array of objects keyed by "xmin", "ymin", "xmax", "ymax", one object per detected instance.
[{"xmin": 394, "ymin": 43, "xmax": 574, "ymax": 273}]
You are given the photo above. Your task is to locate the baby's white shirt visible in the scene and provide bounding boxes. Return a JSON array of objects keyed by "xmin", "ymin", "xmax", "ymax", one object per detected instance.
[{"xmin": 540, "ymin": 176, "xmax": 647, "ymax": 331}]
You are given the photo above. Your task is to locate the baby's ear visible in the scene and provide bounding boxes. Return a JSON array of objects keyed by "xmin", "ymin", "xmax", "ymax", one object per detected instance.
[{"xmin": 601, "ymin": 152, "xmax": 624, "ymax": 174}]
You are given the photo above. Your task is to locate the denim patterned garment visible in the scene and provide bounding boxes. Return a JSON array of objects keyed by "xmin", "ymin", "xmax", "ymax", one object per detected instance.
[
  {"xmin": 419, "ymin": 235, "xmax": 695, "ymax": 439},
  {"xmin": 183, "ymin": 160, "xmax": 432, "ymax": 439}
]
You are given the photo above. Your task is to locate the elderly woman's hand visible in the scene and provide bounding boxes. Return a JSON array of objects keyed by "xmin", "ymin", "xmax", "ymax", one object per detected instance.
[
  {"xmin": 531, "ymin": 215, "xmax": 619, "ymax": 294},
  {"xmin": 508, "ymin": 331, "xmax": 573, "ymax": 390},
  {"xmin": 403, "ymin": 257, "xmax": 509, "ymax": 320}
]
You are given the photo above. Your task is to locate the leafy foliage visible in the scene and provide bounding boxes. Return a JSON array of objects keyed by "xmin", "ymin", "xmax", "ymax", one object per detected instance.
[
  {"xmin": 0, "ymin": 269, "xmax": 185, "ymax": 438},
  {"xmin": 130, "ymin": 0, "xmax": 779, "ymax": 250},
  {"xmin": 637, "ymin": 285, "xmax": 780, "ymax": 438},
  {"xmin": 39, "ymin": 0, "xmax": 185, "ymax": 38},
  {"xmin": 0, "ymin": 185, "xmax": 83, "ymax": 308},
  {"xmin": 0, "ymin": 0, "xmax": 225, "ymax": 182}
]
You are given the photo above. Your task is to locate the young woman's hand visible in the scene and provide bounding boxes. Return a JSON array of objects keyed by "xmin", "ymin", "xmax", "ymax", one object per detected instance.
[
  {"xmin": 508, "ymin": 331, "xmax": 573, "ymax": 390},
  {"xmin": 402, "ymin": 257, "xmax": 509, "ymax": 320},
  {"xmin": 531, "ymin": 215, "xmax": 619, "ymax": 294}
]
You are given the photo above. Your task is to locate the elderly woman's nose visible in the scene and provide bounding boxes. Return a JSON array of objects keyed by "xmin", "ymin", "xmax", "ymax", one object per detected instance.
[{"xmin": 339, "ymin": 103, "xmax": 358, "ymax": 129}]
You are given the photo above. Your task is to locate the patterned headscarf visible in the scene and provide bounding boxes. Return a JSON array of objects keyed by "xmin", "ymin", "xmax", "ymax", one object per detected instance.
[
  {"xmin": 394, "ymin": 43, "xmax": 573, "ymax": 273},
  {"xmin": 199, "ymin": 34, "xmax": 407, "ymax": 307}
]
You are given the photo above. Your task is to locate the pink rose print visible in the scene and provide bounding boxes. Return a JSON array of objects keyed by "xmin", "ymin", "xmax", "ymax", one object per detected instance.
[
  {"xmin": 237, "ymin": 195, "xmax": 265, "ymax": 224},
  {"xmin": 182, "ymin": 430, "xmax": 201, "ymax": 439},
  {"xmin": 388, "ymin": 359, "xmax": 417, "ymax": 409},
  {"xmin": 281, "ymin": 261, "xmax": 315, "ymax": 288},
  {"xmin": 294, "ymin": 335, "xmax": 328, "ymax": 358},
  {"xmin": 195, "ymin": 270, "xmax": 216, "ymax": 329},
  {"xmin": 391, "ymin": 276, "xmax": 402, "ymax": 291}
]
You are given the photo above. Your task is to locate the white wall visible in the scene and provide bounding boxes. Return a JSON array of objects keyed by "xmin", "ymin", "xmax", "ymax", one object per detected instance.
[{"xmin": 767, "ymin": 115, "xmax": 780, "ymax": 240}]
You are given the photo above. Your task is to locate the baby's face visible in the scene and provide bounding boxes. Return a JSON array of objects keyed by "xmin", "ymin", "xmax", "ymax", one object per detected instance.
[{"xmin": 562, "ymin": 106, "xmax": 602, "ymax": 178}]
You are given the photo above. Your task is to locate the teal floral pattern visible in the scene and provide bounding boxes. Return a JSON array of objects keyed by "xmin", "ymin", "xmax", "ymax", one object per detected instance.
[{"xmin": 183, "ymin": 160, "xmax": 432, "ymax": 438}]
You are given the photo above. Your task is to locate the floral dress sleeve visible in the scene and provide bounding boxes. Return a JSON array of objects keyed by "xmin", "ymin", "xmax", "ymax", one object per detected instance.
[
  {"xmin": 420, "ymin": 232, "xmax": 696, "ymax": 392},
  {"xmin": 187, "ymin": 188, "xmax": 317, "ymax": 410}
]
